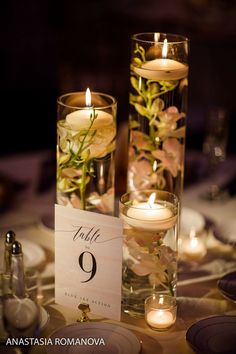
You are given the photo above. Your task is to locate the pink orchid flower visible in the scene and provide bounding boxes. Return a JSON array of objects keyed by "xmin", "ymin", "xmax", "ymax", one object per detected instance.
[
  {"xmin": 152, "ymin": 138, "xmax": 183, "ymax": 177},
  {"xmin": 125, "ymin": 238, "xmax": 175, "ymax": 285},
  {"xmin": 152, "ymin": 106, "xmax": 185, "ymax": 139},
  {"xmin": 130, "ymin": 130, "xmax": 153, "ymax": 151},
  {"xmin": 87, "ymin": 188, "xmax": 114, "ymax": 213},
  {"xmin": 128, "ymin": 158, "xmax": 153, "ymax": 190}
]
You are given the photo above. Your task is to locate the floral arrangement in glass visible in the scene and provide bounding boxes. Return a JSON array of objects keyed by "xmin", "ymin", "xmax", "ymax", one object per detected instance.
[
  {"xmin": 127, "ymin": 33, "xmax": 189, "ymax": 198},
  {"xmin": 120, "ymin": 190, "xmax": 179, "ymax": 317},
  {"xmin": 57, "ymin": 89, "xmax": 117, "ymax": 215}
]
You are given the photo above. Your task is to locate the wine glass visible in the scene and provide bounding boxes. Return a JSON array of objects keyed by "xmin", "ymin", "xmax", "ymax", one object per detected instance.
[{"xmin": 202, "ymin": 106, "xmax": 229, "ymax": 200}]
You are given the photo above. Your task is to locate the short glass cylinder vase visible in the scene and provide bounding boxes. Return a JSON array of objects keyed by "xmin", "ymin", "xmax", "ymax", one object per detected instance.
[
  {"xmin": 57, "ymin": 90, "xmax": 117, "ymax": 215},
  {"xmin": 145, "ymin": 294, "xmax": 177, "ymax": 331},
  {"xmin": 120, "ymin": 189, "xmax": 179, "ymax": 317},
  {"xmin": 127, "ymin": 33, "xmax": 189, "ymax": 198}
]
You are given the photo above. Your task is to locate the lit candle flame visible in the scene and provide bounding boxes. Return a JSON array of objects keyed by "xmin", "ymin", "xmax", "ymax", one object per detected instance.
[
  {"xmin": 162, "ymin": 39, "xmax": 168, "ymax": 59},
  {"xmin": 154, "ymin": 32, "xmax": 160, "ymax": 44},
  {"xmin": 153, "ymin": 160, "xmax": 157, "ymax": 172},
  {"xmin": 100, "ymin": 164, "xmax": 104, "ymax": 178},
  {"xmin": 158, "ymin": 296, "xmax": 164, "ymax": 305},
  {"xmin": 85, "ymin": 87, "xmax": 91, "ymax": 107},
  {"xmin": 189, "ymin": 228, "xmax": 198, "ymax": 248},
  {"xmin": 148, "ymin": 192, "xmax": 156, "ymax": 208},
  {"xmin": 190, "ymin": 237, "xmax": 199, "ymax": 249}
]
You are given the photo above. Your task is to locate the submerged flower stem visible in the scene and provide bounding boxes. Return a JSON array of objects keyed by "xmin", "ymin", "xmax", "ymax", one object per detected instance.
[
  {"xmin": 71, "ymin": 109, "xmax": 97, "ymax": 163},
  {"xmin": 157, "ymin": 280, "xmax": 171, "ymax": 293},
  {"xmin": 147, "ymin": 97, "xmax": 156, "ymax": 143},
  {"xmin": 156, "ymin": 279, "xmax": 174, "ymax": 296},
  {"xmin": 149, "ymin": 124, "xmax": 156, "ymax": 144},
  {"xmin": 151, "ymin": 82, "xmax": 178, "ymax": 100},
  {"xmin": 169, "ymin": 284, "xmax": 174, "ymax": 296},
  {"xmin": 74, "ymin": 108, "xmax": 97, "ymax": 209},
  {"xmin": 80, "ymin": 162, "xmax": 87, "ymax": 210}
]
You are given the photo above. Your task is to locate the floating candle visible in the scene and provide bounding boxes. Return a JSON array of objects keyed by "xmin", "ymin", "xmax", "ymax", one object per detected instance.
[
  {"xmin": 66, "ymin": 88, "xmax": 113, "ymax": 130},
  {"xmin": 134, "ymin": 39, "xmax": 188, "ymax": 81},
  {"xmin": 124, "ymin": 192, "xmax": 176, "ymax": 231}
]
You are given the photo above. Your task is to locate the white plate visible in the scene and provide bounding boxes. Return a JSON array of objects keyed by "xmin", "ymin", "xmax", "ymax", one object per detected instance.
[
  {"xmin": 180, "ymin": 207, "xmax": 205, "ymax": 235},
  {"xmin": 132, "ymin": 330, "xmax": 162, "ymax": 354},
  {"xmin": 21, "ymin": 239, "xmax": 46, "ymax": 268},
  {"xmin": 46, "ymin": 322, "xmax": 141, "ymax": 354},
  {"xmin": 40, "ymin": 306, "xmax": 50, "ymax": 330}
]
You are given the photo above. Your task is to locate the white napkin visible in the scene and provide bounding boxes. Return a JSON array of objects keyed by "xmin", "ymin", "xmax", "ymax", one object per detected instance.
[
  {"xmin": 177, "ymin": 296, "xmax": 228, "ymax": 322},
  {"xmin": 197, "ymin": 259, "xmax": 236, "ymax": 274}
]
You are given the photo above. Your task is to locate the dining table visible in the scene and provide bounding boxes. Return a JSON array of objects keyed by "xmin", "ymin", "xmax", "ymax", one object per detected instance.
[{"xmin": 0, "ymin": 149, "xmax": 236, "ymax": 354}]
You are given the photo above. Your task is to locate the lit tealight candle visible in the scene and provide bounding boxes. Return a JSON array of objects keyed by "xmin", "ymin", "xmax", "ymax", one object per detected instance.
[
  {"xmin": 182, "ymin": 230, "xmax": 206, "ymax": 261},
  {"xmin": 146, "ymin": 309, "xmax": 175, "ymax": 329},
  {"xmin": 124, "ymin": 192, "xmax": 176, "ymax": 231},
  {"xmin": 134, "ymin": 39, "xmax": 188, "ymax": 81},
  {"xmin": 145, "ymin": 294, "xmax": 177, "ymax": 331},
  {"xmin": 66, "ymin": 88, "xmax": 113, "ymax": 130}
]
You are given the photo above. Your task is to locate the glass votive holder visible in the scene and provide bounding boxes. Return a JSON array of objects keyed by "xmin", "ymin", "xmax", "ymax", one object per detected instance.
[
  {"xmin": 145, "ymin": 294, "xmax": 177, "ymax": 331},
  {"xmin": 57, "ymin": 90, "xmax": 117, "ymax": 215}
]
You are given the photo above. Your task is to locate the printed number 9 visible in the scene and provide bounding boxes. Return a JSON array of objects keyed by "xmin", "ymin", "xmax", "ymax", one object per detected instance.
[{"xmin": 78, "ymin": 251, "xmax": 97, "ymax": 282}]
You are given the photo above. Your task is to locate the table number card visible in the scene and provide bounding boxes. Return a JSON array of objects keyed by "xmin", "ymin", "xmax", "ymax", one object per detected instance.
[{"xmin": 55, "ymin": 204, "xmax": 123, "ymax": 321}]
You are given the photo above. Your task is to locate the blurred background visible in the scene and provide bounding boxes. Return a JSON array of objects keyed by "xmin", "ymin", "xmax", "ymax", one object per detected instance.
[{"xmin": 1, "ymin": 0, "xmax": 236, "ymax": 156}]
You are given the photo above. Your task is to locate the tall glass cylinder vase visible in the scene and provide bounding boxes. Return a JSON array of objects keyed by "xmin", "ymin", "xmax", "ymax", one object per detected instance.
[
  {"xmin": 57, "ymin": 90, "xmax": 117, "ymax": 215},
  {"xmin": 120, "ymin": 190, "xmax": 179, "ymax": 317},
  {"xmin": 127, "ymin": 33, "xmax": 189, "ymax": 198}
]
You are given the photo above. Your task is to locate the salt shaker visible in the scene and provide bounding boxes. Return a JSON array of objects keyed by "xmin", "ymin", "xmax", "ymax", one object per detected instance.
[{"xmin": 4, "ymin": 241, "xmax": 40, "ymax": 340}]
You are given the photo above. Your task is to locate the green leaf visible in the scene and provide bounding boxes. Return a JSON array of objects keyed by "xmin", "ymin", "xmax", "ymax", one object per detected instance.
[
  {"xmin": 57, "ymin": 178, "xmax": 77, "ymax": 192},
  {"xmin": 129, "ymin": 120, "xmax": 140, "ymax": 129},
  {"xmin": 150, "ymin": 98, "xmax": 165, "ymax": 116},
  {"xmin": 134, "ymin": 103, "xmax": 150, "ymax": 118},
  {"xmin": 59, "ymin": 153, "xmax": 71, "ymax": 165},
  {"xmin": 130, "ymin": 76, "xmax": 140, "ymax": 93},
  {"xmin": 159, "ymin": 80, "xmax": 178, "ymax": 90},
  {"xmin": 129, "ymin": 93, "xmax": 138, "ymax": 104},
  {"xmin": 133, "ymin": 57, "xmax": 142, "ymax": 67},
  {"xmin": 149, "ymin": 83, "xmax": 159, "ymax": 96},
  {"xmin": 134, "ymin": 44, "xmax": 146, "ymax": 62}
]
